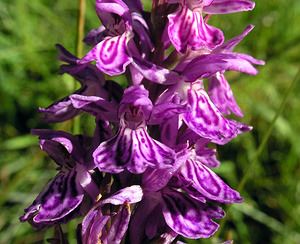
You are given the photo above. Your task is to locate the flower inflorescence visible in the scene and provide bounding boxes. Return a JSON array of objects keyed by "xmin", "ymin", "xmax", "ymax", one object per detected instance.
[{"xmin": 20, "ymin": 1, "xmax": 264, "ymax": 243}]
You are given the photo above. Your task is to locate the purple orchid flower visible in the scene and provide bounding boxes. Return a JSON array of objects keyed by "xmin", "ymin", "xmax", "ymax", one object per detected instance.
[
  {"xmin": 156, "ymin": 80, "xmax": 251, "ymax": 145},
  {"xmin": 39, "ymin": 45, "xmax": 122, "ymax": 123},
  {"xmin": 127, "ymin": 144, "xmax": 240, "ymax": 242},
  {"xmin": 79, "ymin": 0, "xmax": 183, "ymax": 85},
  {"xmin": 20, "ymin": 130, "xmax": 98, "ymax": 228},
  {"xmin": 167, "ymin": 0, "xmax": 255, "ymax": 53},
  {"xmin": 81, "ymin": 185, "xmax": 143, "ymax": 244},
  {"xmin": 167, "ymin": 0, "xmax": 224, "ymax": 53},
  {"xmin": 93, "ymin": 85, "xmax": 176, "ymax": 174},
  {"xmin": 183, "ymin": 81, "xmax": 252, "ymax": 144},
  {"xmin": 131, "ymin": 154, "xmax": 228, "ymax": 243}
]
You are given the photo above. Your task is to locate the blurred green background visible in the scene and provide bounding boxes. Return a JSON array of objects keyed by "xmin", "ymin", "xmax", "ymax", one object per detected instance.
[{"xmin": 0, "ymin": 0, "xmax": 300, "ymax": 243}]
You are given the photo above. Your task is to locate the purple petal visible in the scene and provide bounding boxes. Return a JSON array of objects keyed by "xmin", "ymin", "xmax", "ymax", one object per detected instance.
[
  {"xmin": 168, "ymin": 7, "xmax": 224, "ymax": 52},
  {"xmin": 157, "ymin": 229, "xmax": 178, "ymax": 244},
  {"xmin": 32, "ymin": 129, "xmax": 81, "ymax": 155},
  {"xmin": 204, "ymin": 0, "xmax": 255, "ymax": 14},
  {"xmin": 129, "ymin": 196, "xmax": 161, "ymax": 243},
  {"xmin": 142, "ymin": 148, "xmax": 189, "ymax": 191},
  {"xmin": 56, "ymin": 44, "xmax": 77, "ymax": 64},
  {"xmin": 106, "ymin": 205, "xmax": 131, "ymax": 244},
  {"xmin": 93, "ymin": 120, "xmax": 113, "ymax": 147},
  {"xmin": 56, "ymin": 44, "xmax": 106, "ymax": 87},
  {"xmin": 84, "ymin": 26, "xmax": 107, "ymax": 46},
  {"xmin": 93, "ymin": 126, "xmax": 176, "ymax": 174},
  {"xmin": 184, "ymin": 0, "xmax": 214, "ymax": 9},
  {"xmin": 32, "ymin": 129, "xmax": 78, "ymax": 154},
  {"xmin": 123, "ymin": 0, "xmax": 143, "ymax": 11},
  {"xmin": 131, "ymin": 12, "xmax": 154, "ymax": 56},
  {"xmin": 144, "ymin": 204, "xmax": 167, "ymax": 239},
  {"xmin": 195, "ymin": 138, "xmax": 220, "ymax": 168},
  {"xmin": 39, "ymin": 97, "xmax": 79, "ymax": 123},
  {"xmin": 150, "ymin": 102, "xmax": 186, "ymax": 124},
  {"xmin": 130, "ymin": 57, "xmax": 183, "ymax": 85},
  {"xmin": 82, "ymin": 209, "xmax": 110, "ymax": 244},
  {"xmin": 129, "ymin": 64, "xmax": 144, "ymax": 85},
  {"xmin": 96, "ymin": 0, "xmax": 129, "ymax": 15},
  {"xmin": 78, "ymin": 32, "xmax": 133, "ymax": 76},
  {"xmin": 182, "ymin": 53, "xmax": 261, "ymax": 81},
  {"xmin": 69, "ymin": 94, "xmax": 118, "ymax": 121},
  {"xmin": 95, "ymin": 0, "xmax": 131, "ymax": 28},
  {"xmin": 101, "ymin": 185, "xmax": 143, "ymax": 205},
  {"xmin": 208, "ymin": 72, "xmax": 243, "ymax": 117},
  {"xmin": 119, "ymin": 85, "xmax": 153, "ymax": 119},
  {"xmin": 179, "ymin": 157, "xmax": 243, "ymax": 203},
  {"xmin": 20, "ymin": 170, "xmax": 84, "ymax": 224},
  {"xmin": 216, "ymin": 24, "xmax": 255, "ymax": 52},
  {"xmin": 159, "ymin": 116, "xmax": 179, "ymax": 147},
  {"xmin": 182, "ymin": 185, "xmax": 207, "ymax": 203},
  {"xmin": 37, "ymin": 140, "xmax": 70, "ymax": 167},
  {"xmin": 183, "ymin": 86, "xmax": 251, "ymax": 144},
  {"xmin": 162, "ymin": 188, "xmax": 220, "ymax": 239}
]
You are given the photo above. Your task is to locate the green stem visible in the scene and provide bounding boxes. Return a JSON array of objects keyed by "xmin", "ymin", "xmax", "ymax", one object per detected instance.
[
  {"xmin": 76, "ymin": 0, "xmax": 86, "ymax": 58},
  {"xmin": 72, "ymin": 0, "xmax": 86, "ymax": 134},
  {"xmin": 216, "ymin": 68, "xmax": 300, "ymax": 238}
]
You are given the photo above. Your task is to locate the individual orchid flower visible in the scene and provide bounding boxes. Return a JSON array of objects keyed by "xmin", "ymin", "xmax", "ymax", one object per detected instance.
[
  {"xmin": 93, "ymin": 85, "xmax": 176, "ymax": 174},
  {"xmin": 129, "ymin": 143, "xmax": 241, "ymax": 242},
  {"xmin": 79, "ymin": 0, "xmax": 183, "ymax": 85},
  {"xmin": 78, "ymin": 0, "xmax": 134, "ymax": 76},
  {"xmin": 81, "ymin": 185, "xmax": 143, "ymax": 244},
  {"xmin": 20, "ymin": 130, "xmax": 98, "ymax": 227},
  {"xmin": 183, "ymin": 81, "xmax": 251, "ymax": 144},
  {"xmin": 39, "ymin": 45, "xmax": 122, "ymax": 123},
  {"xmin": 130, "ymin": 153, "xmax": 226, "ymax": 242},
  {"xmin": 167, "ymin": 0, "xmax": 255, "ymax": 53},
  {"xmin": 130, "ymin": 189, "xmax": 225, "ymax": 242},
  {"xmin": 156, "ymin": 80, "xmax": 251, "ymax": 145},
  {"xmin": 177, "ymin": 148, "xmax": 242, "ymax": 203},
  {"xmin": 167, "ymin": 0, "xmax": 224, "ymax": 53}
]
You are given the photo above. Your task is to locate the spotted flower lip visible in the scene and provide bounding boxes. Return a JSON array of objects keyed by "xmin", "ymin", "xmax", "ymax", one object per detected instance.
[
  {"xmin": 178, "ymin": 149, "xmax": 243, "ymax": 203},
  {"xmin": 182, "ymin": 82, "xmax": 252, "ymax": 145},
  {"xmin": 167, "ymin": 0, "xmax": 255, "ymax": 53},
  {"xmin": 20, "ymin": 130, "xmax": 98, "ymax": 227},
  {"xmin": 168, "ymin": 0, "xmax": 224, "ymax": 53},
  {"xmin": 93, "ymin": 85, "xmax": 176, "ymax": 174}
]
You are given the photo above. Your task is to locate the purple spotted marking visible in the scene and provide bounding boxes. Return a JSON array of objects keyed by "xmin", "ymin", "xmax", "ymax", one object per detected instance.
[
  {"xmin": 79, "ymin": 32, "xmax": 132, "ymax": 76},
  {"xmin": 183, "ymin": 85, "xmax": 251, "ymax": 144},
  {"xmin": 208, "ymin": 72, "xmax": 243, "ymax": 117},
  {"xmin": 168, "ymin": 5, "xmax": 224, "ymax": 52},
  {"xmin": 179, "ymin": 157, "xmax": 243, "ymax": 203},
  {"xmin": 93, "ymin": 127, "xmax": 176, "ymax": 174},
  {"xmin": 20, "ymin": 169, "xmax": 84, "ymax": 224},
  {"xmin": 162, "ymin": 188, "xmax": 221, "ymax": 239}
]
